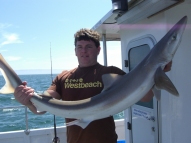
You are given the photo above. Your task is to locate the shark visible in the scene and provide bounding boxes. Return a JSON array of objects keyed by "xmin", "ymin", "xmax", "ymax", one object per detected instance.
[{"xmin": 0, "ymin": 16, "xmax": 187, "ymax": 129}]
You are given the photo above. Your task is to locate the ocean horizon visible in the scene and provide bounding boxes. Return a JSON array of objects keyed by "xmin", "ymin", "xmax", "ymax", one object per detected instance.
[{"xmin": 12, "ymin": 69, "xmax": 64, "ymax": 75}]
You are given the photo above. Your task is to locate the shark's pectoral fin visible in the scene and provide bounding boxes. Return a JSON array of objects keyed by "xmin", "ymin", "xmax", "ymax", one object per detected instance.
[
  {"xmin": 65, "ymin": 119, "xmax": 92, "ymax": 129},
  {"xmin": 154, "ymin": 67, "xmax": 179, "ymax": 96},
  {"xmin": 102, "ymin": 74, "xmax": 123, "ymax": 92}
]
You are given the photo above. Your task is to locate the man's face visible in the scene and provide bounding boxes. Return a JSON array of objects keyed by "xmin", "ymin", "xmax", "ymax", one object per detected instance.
[{"xmin": 75, "ymin": 40, "xmax": 100, "ymax": 67}]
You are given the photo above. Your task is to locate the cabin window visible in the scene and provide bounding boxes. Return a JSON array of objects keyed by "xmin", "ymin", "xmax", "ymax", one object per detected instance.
[
  {"xmin": 128, "ymin": 35, "xmax": 157, "ymax": 109},
  {"xmin": 129, "ymin": 44, "xmax": 150, "ymax": 71}
]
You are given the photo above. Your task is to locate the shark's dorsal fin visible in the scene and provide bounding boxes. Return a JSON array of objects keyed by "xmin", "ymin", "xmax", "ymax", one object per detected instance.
[
  {"xmin": 102, "ymin": 74, "xmax": 123, "ymax": 92},
  {"xmin": 154, "ymin": 67, "xmax": 179, "ymax": 96}
]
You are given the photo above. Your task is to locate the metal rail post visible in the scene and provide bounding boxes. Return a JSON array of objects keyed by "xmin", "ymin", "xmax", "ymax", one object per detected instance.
[{"xmin": 102, "ymin": 34, "xmax": 108, "ymax": 66}]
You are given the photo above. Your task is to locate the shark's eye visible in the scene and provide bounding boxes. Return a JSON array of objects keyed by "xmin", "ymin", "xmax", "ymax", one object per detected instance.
[{"xmin": 172, "ymin": 34, "xmax": 177, "ymax": 40}]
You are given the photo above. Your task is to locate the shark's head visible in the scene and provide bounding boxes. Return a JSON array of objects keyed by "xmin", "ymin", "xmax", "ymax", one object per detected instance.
[
  {"xmin": 149, "ymin": 16, "xmax": 187, "ymax": 69},
  {"xmin": 160, "ymin": 16, "xmax": 187, "ymax": 63}
]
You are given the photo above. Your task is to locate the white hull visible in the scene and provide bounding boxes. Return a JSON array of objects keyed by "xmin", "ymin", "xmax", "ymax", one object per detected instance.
[{"xmin": 0, "ymin": 119, "xmax": 125, "ymax": 143}]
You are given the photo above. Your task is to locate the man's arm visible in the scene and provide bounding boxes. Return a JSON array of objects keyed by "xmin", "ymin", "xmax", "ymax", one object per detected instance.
[{"xmin": 14, "ymin": 81, "xmax": 60, "ymax": 114}]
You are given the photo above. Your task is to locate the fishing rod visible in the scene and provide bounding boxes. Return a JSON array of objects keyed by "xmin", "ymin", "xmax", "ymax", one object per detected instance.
[{"xmin": 50, "ymin": 42, "xmax": 60, "ymax": 143}]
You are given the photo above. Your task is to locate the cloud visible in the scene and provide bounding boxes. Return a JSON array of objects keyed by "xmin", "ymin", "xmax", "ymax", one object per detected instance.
[
  {"xmin": 6, "ymin": 56, "xmax": 21, "ymax": 61},
  {"xmin": 0, "ymin": 23, "xmax": 12, "ymax": 31},
  {"xmin": 1, "ymin": 33, "xmax": 23, "ymax": 46},
  {"xmin": 0, "ymin": 23, "xmax": 23, "ymax": 47}
]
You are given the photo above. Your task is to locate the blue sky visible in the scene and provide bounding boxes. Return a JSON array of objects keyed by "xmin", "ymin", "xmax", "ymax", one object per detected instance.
[{"xmin": 0, "ymin": 0, "xmax": 121, "ymax": 74}]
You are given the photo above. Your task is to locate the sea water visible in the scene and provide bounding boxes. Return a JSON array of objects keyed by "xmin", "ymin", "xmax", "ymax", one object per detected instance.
[{"xmin": 0, "ymin": 74, "xmax": 124, "ymax": 132}]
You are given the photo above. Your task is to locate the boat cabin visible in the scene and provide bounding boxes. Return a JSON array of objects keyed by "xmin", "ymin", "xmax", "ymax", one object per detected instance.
[{"xmin": 92, "ymin": 0, "xmax": 191, "ymax": 143}]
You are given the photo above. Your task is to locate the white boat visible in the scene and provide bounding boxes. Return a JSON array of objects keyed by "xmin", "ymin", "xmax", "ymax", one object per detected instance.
[{"xmin": 1, "ymin": 0, "xmax": 191, "ymax": 143}]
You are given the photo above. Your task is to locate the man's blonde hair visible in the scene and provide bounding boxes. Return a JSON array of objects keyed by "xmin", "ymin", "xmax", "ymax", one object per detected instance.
[{"xmin": 74, "ymin": 28, "xmax": 100, "ymax": 47}]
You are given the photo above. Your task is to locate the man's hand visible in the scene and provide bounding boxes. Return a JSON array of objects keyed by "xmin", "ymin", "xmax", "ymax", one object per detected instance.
[
  {"xmin": 14, "ymin": 81, "xmax": 46, "ymax": 114},
  {"xmin": 163, "ymin": 61, "xmax": 172, "ymax": 72},
  {"xmin": 14, "ymin": 81, "xmax": 34, "ymax": 106}
]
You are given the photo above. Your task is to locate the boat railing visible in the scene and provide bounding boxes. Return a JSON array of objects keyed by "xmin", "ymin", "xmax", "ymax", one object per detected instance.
[
  {"xmin": 0, "ymin": 105, "xmax": 30, "ymax": 135},
  {"xmin": 0, "ymin": 105, "xmax": 125, "ymax": 136}
]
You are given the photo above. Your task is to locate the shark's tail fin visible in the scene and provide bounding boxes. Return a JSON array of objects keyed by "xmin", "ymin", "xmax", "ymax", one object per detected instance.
[{"xmin": 0, "ymin": 54, "xmax": 22, "ymax": 94}]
